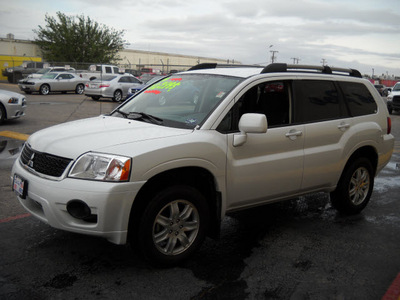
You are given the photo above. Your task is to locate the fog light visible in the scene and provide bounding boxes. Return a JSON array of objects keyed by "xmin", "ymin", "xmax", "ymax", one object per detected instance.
[{"xmin": 67, "ymin": 200, "xmax": 91, "ymax": 219}]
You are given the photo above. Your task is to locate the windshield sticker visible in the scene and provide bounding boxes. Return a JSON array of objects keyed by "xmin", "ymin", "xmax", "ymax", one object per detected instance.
[
  {"xmin": 185, "ymin": 118, "xmax": 198, "ymax": 124},
  {"xmin": 216, "ymin": 91, "xmax": 226, "ymax": 98},
  {"xmin": 144, "ymin": 90, "xmax": 161, "ymax": 94},
  {"xmin": 147, "ymin": 78, "xmax": 182, "ymax": 92}
]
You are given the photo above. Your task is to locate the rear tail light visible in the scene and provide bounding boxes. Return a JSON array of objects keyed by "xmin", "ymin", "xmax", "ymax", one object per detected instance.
[
  {"xmin": 387, "ymin": 117, "xmax": 392, "ymax": 135},
  {"xmin": 99, "ymin": 84, "xmax": 110, "ymax": 88}
]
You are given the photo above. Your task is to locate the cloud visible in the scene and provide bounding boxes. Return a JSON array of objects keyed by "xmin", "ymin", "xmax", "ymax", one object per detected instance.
[{"xmin": 1, "ymin": 0, "xmax": 399, "ymax": 75}]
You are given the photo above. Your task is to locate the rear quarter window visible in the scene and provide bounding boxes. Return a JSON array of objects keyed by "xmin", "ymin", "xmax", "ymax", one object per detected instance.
[{"xmin": 339, "ymin": 82, "xmax": 377, "ymax": 116}]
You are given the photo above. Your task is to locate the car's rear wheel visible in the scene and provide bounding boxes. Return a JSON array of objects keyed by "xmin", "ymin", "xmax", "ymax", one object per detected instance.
[
  {"xmin": 39, "ymin": 84, "xmax": 50, "ymax": 95},
  {"xmin": 75, "ymin": 84, "xmax": 84, "ymax": 95},
  {"xmin": 136, "ymin": 185, "xmax": 209, "ymax": 267},
  {"xmin": 113, "ymin": 90, "xmax": 123, "ymax": 102},
  {"xmin": 330, "ymin": 157, "xmax": 374, "ymax": 215}
]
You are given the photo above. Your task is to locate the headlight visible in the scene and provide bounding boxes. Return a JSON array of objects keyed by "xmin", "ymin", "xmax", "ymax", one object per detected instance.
[
  {"xmin": 69, "ymin": 153, "xmax": 131, "ymax": 181},
  {"xmin": 8, "ymin": 97, "xmax": 19, "ymax": 104}
]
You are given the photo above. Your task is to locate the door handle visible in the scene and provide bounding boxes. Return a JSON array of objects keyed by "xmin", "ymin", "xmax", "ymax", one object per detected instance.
[
  {"xmin": 285, "ymin": 130, "xmax": 303, "ymax": 140},
  {"xmin": 338, "ymin": 122, "xmax": 350, "ymax": 131}
]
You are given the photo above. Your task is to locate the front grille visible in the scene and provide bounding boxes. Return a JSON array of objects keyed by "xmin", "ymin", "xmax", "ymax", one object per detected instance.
[
  {"xmin": 393, "ymin": 95, "xmax": 400, "ymax": 103},
  {"xmin": 20, "ymin": 144, "xmax": 72, "ymax": 178},
  {"xmin": 20, "ymin": 81, "xmax": 34, "ymax": 85}
]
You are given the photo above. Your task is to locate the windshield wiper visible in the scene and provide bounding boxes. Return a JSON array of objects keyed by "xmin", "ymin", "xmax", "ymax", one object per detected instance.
[
  {"xmin": 127, "ymin": 112, "xmax": 163, "ymax": 125},
  {"xmin": 114, "ymin": 109, "xmax": 129, "ymax": 118}
]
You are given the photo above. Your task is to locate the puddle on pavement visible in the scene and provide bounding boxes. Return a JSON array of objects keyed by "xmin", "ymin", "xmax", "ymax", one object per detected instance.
[{"xmin": 0, "ymin": 138, "xmax": 24, "ymax": 163}]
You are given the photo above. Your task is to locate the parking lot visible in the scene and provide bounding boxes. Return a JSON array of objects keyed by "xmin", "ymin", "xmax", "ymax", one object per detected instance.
[{"xmin": 1, "ymin": 81, "xmax": 400, "ymax": 299}]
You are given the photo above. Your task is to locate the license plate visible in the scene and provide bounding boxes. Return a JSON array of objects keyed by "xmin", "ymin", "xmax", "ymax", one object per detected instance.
[{"xmin": 13, "ymin": 174, "xmax": 28, "ymax": 199}]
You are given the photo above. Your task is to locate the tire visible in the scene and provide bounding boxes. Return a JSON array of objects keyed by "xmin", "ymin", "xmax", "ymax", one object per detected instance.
[
  {"xmin": 113, "ymin": 90, "xmax": 123, "ymax": 102},
  {"xmin": 0, "ymin": 105, "xmax": 6, "ymax": 124},
  {"xmin": 330, "ymin": 157, "xmax": 374, "ymax": 215},
  {"xmin": 136, "ymin": 185, "xmax": 209, "ymax": 266},
  {"xmin": 91, "ymin": 96, "xmax": 101, "ymax": 101},
  {"xmin": 75, "ymin": 84, "xmax": 84, "ymax": 95},
  {"xmin": 39, "ymin": 84, "xmax": 50, "ymax": 95}
]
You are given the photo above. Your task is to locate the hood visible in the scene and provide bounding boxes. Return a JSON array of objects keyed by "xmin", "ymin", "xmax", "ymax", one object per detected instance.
[
  {"xmin": 0, "ymin": 89, "xmax": 24, "ymax": 99},
  {"xmin": 28, "ymin": 116, "xmax": 192, "ymax": 159}
]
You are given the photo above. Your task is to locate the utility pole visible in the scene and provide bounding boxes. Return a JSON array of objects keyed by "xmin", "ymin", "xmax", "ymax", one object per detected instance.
[
  {"xmin": 270, "ymin": 50, "xmax": 279, "ymax": 63},
  {"xmin": 321, "ymin": 58, "xmax": 327, "ymax": 66},
  {"xmin": 291, "ymin": 57, "xmax": 300, "ymax": 64}
]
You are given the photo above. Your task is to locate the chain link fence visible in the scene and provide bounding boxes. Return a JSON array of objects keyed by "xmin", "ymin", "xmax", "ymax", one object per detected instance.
[{"xmin": 0, "ymin": 59, "xmax": 198, "ymax": 83}]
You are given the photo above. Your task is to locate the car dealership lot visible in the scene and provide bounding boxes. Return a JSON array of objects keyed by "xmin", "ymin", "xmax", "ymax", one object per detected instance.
[{"xmin": 1, "ymin": 81, "xmax": 400, "ymax": 299}]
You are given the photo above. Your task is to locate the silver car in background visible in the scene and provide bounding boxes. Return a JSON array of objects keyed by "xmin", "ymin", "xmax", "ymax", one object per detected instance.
[
  {"xmin": 84, "ymin": 74, "xmax": 143, "ymax": 101},
  {"xmin": 18, "ymin": 72, "xmax": 88, "ymax": 95},
  {"xmin": 0, "ymin": 89, "xmax": 26, "ymax": 124}
]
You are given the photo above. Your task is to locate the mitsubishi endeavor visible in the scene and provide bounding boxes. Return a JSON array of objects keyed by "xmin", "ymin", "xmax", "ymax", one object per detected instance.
[{"xmin": 11, "ymin": 63, "xmax": 394, "ymax": 266}]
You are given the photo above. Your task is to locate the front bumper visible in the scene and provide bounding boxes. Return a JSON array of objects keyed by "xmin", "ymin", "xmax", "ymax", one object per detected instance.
[
  {"xmin": 11, "ymin": 160, "xmax": 145, "ymax": 244},
  {"xmin": 5, "ymin": 103, "xmax": 26, "ymax": 120},
  {"xmin": 18, "ymin": 84, "xmax": 38, "ymax": 93}
]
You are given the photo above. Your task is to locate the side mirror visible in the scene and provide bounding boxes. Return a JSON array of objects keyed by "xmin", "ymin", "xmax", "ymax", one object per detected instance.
[{"xmin": 233, "ymin": 113, "xmax": 268, "ymax": 147}]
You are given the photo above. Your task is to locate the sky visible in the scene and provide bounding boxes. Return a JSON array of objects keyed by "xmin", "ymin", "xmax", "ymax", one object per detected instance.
[{"xmin": 1, "ymin": 0, "xmax": 399, "ymax": 77}]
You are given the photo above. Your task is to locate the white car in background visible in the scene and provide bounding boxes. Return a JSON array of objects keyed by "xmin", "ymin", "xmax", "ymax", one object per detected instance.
[
  {"xmin": 0, "ymin": 89, "xmax": 26, "ymax": 124},
  {"xmin": 386, "ymin": 82, "xmax": 400, "ymax": 114}
]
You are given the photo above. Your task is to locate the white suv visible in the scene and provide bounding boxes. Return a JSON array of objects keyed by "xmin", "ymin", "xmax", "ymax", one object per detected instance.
[{"xmin": 11, "ymin": 63, "xmax": 394, "ymax": 266}]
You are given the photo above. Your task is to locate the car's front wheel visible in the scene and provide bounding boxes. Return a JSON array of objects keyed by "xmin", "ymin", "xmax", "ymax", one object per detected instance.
[
  {"xmin": 136, "ymin": 185, "xmax": 209, "ymax": 266},
  {"xmin": 39, "ymin": 84, "xmax": 50, "ymax": 95},
  {"xmin": 330, "ymin": 157, "xmax": 374, "ymax": 215}
]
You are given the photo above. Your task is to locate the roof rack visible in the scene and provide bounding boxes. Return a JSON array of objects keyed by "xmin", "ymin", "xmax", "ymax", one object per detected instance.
[
  {"xmin": 188, "ymin": 63, "xmax": 262, "ymax": 71},
  {"xmin": 261, "ymin": 63, "xmax": 362, "ymax": 78},
  {"xmin": 188, "ymin": 62, "xmax": 362, "ymax": 78}
]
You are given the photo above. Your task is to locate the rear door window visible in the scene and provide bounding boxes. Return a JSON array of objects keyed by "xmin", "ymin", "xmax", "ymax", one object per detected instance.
[{"xmin": 292, "ymin": 80, "xmax": 347, "ymax": 123}]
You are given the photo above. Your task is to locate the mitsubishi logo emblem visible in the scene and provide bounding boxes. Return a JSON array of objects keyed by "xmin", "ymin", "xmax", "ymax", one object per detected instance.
[{"xmin": 28, "ymin": 153, "xmax": 35, "ymax": 168}]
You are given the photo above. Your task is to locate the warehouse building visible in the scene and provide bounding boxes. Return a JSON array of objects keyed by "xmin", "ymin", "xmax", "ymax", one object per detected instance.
[{"xmin": 0, "ymin": 34, "xmax": 236, "ymax": 81}]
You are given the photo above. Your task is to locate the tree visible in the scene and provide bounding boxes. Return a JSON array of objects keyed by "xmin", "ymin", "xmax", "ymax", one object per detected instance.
[{"xmin": 33, "ymin": 12, "xmax": 125, "ymax": 64}]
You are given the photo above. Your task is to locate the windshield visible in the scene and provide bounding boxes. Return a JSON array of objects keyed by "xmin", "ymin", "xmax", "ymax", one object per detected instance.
[
  {"xmin": 41, "ymin": 73, "xmax": 58, "ymax": 79},
  {"xmin": 393, "ymin": 83, "xmax": 400, "ymax": 91},
  {"xmin": 113, "ymin": 74, "xmax": 242, "ymax": 129},
  {"xmin": 37, "ymin": 68, "xmax": 50, "ymax": 74}
]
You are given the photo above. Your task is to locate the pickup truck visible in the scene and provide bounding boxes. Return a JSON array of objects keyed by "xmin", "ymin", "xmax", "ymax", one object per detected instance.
[
  {"xmin": 76, "ymin": 65, "xmax": 122, "ymax": 80},
  {"xmin": 2, "ymin": 61, "xmax": 46, "ymax": 83}
]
